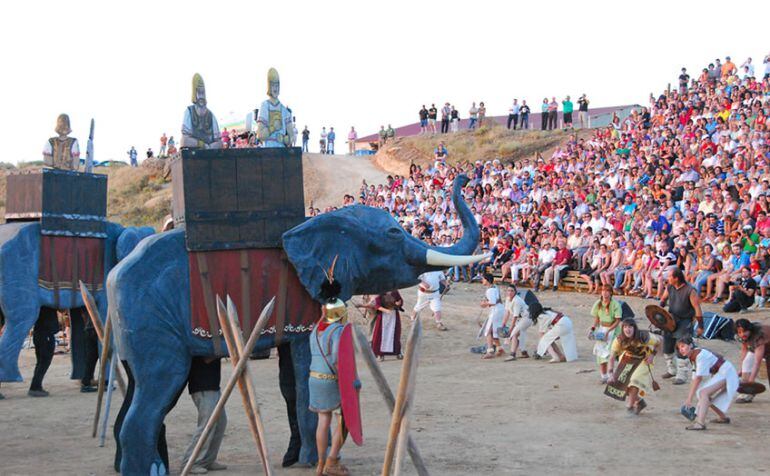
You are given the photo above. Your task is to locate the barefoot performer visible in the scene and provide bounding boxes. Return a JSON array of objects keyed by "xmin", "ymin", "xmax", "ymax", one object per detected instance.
[
  {"xmin": 502, "ymin": 284, "xmax": 533, "ymax": 361},
  {"xmin": 607, "ymin": 318, "xmax": 662, "ymax": 415},
  {"xmin": 734, "ymin": 319, "xmax": 770, "ymax": 404},
  {"xmin": 536, "ymin": 310, "xmax": 578, "ymax": 363},
  {"xmin": 590, "ymin": 285, "xmax": 622, "ymax": 383},
  {"xmin": 676, "ymin": 337, "xmax": 739, "ymax": 430}
]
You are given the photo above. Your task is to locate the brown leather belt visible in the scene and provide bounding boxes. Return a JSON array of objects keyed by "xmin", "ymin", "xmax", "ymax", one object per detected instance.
[
  {"xmin": 419, "ymin": 286, "xmax": 437, "ymax": 294},
  {"xmin": 709, "ymin": 356, "xmax": 725, "ymax": 375}
]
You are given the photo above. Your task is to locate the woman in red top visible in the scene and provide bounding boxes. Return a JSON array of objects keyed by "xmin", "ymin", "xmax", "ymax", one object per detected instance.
[{"xmin": 368, "ymin": 291, "xmax": 404, "ymax": 362}]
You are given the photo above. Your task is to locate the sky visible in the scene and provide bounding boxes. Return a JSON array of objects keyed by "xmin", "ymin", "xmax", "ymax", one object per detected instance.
[{"xmin": 1, "ymin": 0, "xmax": 768, "ymax": 163}]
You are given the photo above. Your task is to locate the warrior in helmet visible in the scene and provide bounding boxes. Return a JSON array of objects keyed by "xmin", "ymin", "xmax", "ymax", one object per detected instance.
[
  {"xmin": 309, "ymin": 259, "xmax": 357, "ymax": 476},
  {"xmin": 43, "ymin": 113, "xmax": 80, "ymax": 170},
  {"xmin": 256, "ymin": 68, "xmax": 295, "ymax": 148},
  {"xmin": 181, "ymin": 73, "xmax": 222, "ymax": 149}
]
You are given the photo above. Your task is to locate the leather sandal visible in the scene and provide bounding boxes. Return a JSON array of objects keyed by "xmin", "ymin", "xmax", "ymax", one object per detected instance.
[{"xmin": 685, "ymin": 422, "xmax": 707, "ymax": 430}]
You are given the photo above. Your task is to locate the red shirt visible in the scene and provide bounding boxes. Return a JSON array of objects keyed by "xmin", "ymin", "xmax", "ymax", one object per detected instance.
[{"xmin": 554, "ymin": 248, "xmax": 572, "ymax": 265}]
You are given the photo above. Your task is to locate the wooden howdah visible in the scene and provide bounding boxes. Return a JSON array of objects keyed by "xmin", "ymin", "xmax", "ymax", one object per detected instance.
[
  {"xmin": 171, "ymin": 147, "xmax": 305, "ymax": 251},
  {"xmin": 4, "ymin": 168, "xmax": 108, "ymax": 238}
]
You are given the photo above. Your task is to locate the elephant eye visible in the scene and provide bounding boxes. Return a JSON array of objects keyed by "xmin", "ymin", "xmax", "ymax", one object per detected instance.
[{"xmin": 387, "ymin": 227, "xmax": 403, "ymax": 239}]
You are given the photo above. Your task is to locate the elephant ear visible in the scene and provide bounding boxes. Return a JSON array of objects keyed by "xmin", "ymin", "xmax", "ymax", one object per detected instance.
[
  {"xmin": 282, "ymin": 212, "xmax": 366, "ymax": 303},
  {"xmin": 116, "ymin": 226, "xmax": 155, "ymax": 261}
]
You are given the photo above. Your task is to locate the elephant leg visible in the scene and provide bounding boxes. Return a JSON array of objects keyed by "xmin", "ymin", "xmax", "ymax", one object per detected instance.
[
  {"xmin": 290, "ymin": 335, "xmax": 318, "ymax": 466},
  {"xmin": 278, "ymin": 342, "xmax": 300, "ymax": 467},
  {"xmin": 113, "ymin": 361, "xmax": 134, "ymax": 472},
  {"xmin": 119, "ymin": 357, "xmax": 189, "ymax": 475},
  {"xmin": 69, "ymin": 309, "xmax": 86, "ymax": 381},
  {"xmin": 0, "ymin": 304, "xmax": 41, "ymax": 383}
]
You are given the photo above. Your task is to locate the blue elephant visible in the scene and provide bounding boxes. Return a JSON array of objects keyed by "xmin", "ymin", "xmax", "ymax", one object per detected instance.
[
  {"xmin": 109, "ymin": 174, "xmax": 486, "ymax": 475},
  {"xmin": 0, "ymin": 222, "xmax": 155, "ymax": 384}
]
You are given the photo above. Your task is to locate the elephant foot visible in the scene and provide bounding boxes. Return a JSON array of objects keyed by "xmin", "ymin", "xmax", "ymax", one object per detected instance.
[
  {"xmin": 150, "ymin": 461, "xmax": 167, "ymax": 476},
  {"xmin": 282, "ymin": 440, "xmax": 301, "ymax": 467}
]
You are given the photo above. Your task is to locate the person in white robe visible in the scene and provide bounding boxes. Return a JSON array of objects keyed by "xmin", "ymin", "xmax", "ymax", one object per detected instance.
[{"xmin": 536, "ymin": 310, "xmax": 578, "ymax": 363}]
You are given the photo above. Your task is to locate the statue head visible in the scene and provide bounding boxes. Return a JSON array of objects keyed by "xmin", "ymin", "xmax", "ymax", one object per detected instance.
[
  {"xmin": 267, "ymin": 68, "xmax": 280, "ymax": 99},
  {"xmin": 192, "ymin": 73, "xmax": 206, "ymax": 107},
  {"xmin": 55, "ymin": 113, "xmax": 71, "ymax": 136}
]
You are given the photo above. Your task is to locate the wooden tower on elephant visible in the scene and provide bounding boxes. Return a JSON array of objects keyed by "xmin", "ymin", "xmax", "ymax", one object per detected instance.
[{"xmin": 171, "ymin": 147, "xmax": 319, "ymax": 354}]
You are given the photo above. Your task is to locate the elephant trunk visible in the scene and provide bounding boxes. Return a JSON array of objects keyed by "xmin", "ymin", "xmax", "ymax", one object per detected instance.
[{"xmin": 406, "ymin": 174, "xmax": 490, "ymax": 268}]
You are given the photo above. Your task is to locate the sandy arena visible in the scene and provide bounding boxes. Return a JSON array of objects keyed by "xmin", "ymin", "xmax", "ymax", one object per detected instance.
[{"xmin": 1, "ymin": 286, "xmax": 768, "ymax": 476}]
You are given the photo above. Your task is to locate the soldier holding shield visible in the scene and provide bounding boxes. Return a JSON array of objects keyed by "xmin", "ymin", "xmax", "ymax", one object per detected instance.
[{"xmin": 659, "ymin": 268, "xmax": 704, "ymax": 385}]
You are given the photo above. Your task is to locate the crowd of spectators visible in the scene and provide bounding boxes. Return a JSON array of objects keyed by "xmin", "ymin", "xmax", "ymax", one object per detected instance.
[{"xmin": 336, "ymin": 55, "xmax": 770, "ymax": 313}]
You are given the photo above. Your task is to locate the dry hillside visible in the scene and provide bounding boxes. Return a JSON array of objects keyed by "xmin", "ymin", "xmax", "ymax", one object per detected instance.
[{"xmin": 373, "ymin": 124, "xmax": 586, "ymax": 175}]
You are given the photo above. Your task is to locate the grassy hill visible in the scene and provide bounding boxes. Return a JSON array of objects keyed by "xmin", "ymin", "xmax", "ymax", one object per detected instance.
[
  {"xmin": 372, "ymin": 124, "xmax": 582, "ymax": 175},
  {"xmin": 0, "ymin": 161, "xmax": 173, "ymax": 230}
]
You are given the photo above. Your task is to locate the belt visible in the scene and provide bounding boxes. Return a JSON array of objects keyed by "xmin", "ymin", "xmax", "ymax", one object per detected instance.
[
  {"xmin": 419, "ymin": 286, "xmax": 437, "ymax": 294},
  {"xmin": 709, "ymin": 357, "xmax": 725, "ymax": 375},
  {"xmin": 310, "ymin": 371, "xmax": 337, "ymax": 381},
  {"xmin": 551, "ymin": 313, "xmax": 563, "ymax": 326}
]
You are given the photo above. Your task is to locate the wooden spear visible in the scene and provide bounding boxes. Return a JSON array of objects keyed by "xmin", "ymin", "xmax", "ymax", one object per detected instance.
[
  {"xmin": 181, "ymin": 297, "xmax": 275, "ymax": 476},
  {"xmin": 352, "ymin": 325, "xmax": 428, "ymax": 476},
  {"xmin": 92, "ymin": 313, "xmax": 112, "ymax": 438},
  {"xmin": 382, "ymin": 317, "xmax": 423, "ymax": 476},
  {"xmin": 79, "ymin": 281, "xmax": 126, "ymax": 396}
]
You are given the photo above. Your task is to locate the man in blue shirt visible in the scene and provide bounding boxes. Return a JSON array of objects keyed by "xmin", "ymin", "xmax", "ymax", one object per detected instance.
[{"xmin": 327, "ymin": 127, "xmax": 336, "ymax": 154}]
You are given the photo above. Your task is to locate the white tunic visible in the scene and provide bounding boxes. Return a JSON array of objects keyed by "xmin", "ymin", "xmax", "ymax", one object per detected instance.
[
  {"xmin": 536, "ymin": 311, "xmax": 578, "ymax": 361},
  {"xmin": 379, "ymin": 309, "xmax": 397, "ymax": 353},
  {"xmin": 694, "ymin": 349, "xmax": 739, "ymax": 414},
  {"xmin": 481, "ymin": 286, "xmax": 505, "ymax": 338}
]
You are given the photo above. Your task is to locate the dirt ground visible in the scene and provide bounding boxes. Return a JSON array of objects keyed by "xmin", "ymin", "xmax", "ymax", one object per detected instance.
[
  {"xmin": 1, "ymin": 286, "xmax": 769, "ymax": 476},
  {"xmin": 302, "ymin": 153, "xmax": 388, "ymax": 210}
]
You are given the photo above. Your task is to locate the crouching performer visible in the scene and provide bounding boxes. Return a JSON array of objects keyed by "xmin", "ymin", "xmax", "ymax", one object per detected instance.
[
  {"xmin": 607, "ymin": 318, "xmax": 662, "ymax": 415},
  {"xmin": 536, "ymin": 309, "xmax": 578, "ymax": 363},
  {"xmin": 310, "ymin": 269, "xmax": 362, "ymax": 476},
  {"xmin": 677, "ymin": 337, "xmax": 738, "ymax": 430}
]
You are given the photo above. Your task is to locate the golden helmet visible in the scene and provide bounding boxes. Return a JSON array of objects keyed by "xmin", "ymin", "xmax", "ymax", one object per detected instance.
[
  {"xmin": 267, "ymin": 67, "xmax": 280, "ymax": 96},
  {"xmin": 192, "ymin": 73, "xmax": 206, "ymax": 104},
  {"xmin": 323, "ymin": 298, "xmax": 347, "ymax": 323},
  {"xmin": 55, "ymin": 113, "xmax": 71, "ymax": 136}
]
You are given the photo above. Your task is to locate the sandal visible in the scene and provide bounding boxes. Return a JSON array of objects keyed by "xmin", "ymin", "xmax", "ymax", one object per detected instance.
[
  {"xmin": 436, "ymin": 322, "xmax": 448, "ymax": 331},
  {"xmin": 634, "ymin": 398, "xmax": 647, "ymax": 415},
  {"xmin": 685, "ymin": 422, "xmax": 707, "ymax": 431},
  {"xmin": 710, "ymin": 417, "xmax": 731, "ymax": 424},
  {"xmin": 482, "ymin": 351, "xmax": 496, "ymax": 360}
]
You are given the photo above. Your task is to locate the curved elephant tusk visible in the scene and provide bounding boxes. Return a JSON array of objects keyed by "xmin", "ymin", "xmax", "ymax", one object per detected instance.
[{"xmin": 425, "ymin": 250, "xmax": 492, "ymax": 267}]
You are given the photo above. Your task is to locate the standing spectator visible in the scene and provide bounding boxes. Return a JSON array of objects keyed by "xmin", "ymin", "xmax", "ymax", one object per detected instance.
[
  {"xmin": 434, "ymin": 141, "xmax": 448, "ymax": 162},
  {"xmin": 146, "ymin": 148, "xmax": 154, "ymax": 159},
  {"xmin": 721, "ymin": 56, "xmax": 736, "ymax": 77},
  {"xmin": 548, "ymin": 97, "xmax": 558, "ymax": 130},
  {"xmin": 319, "ymin": 127, "xmax": 327, "ymax": 154},
  {"xmin": 428, "ymin": 104, "xmax": 438, "ymax": 134},
  {"xmin": 477, "ymin": 101, "xmax": 486, "ymax": 127},
  {"xmin": 468, "ymin": 102, "xmax": 478, "ymax": 130},
  {"xmin": 507, "ymin": 99, "xmax": 520, "ymax": 130},
  {"xmin": 221, "ymin": 127, "xmax": 230, "ymax": 148},
  {"xmin": 562, "ymin": 95, "xmax": 574, "ymax": 129},
  {"xmin": 577, "ymin": 94, "xmax": 589, "ymax": 128},
  {"xmin": 540, "ymin": 98, "xmax": 549, "ymax": 130},
  {"xmin": 292, "ymin": 119, "xmax": 298, "ymax": 147},
  {"xmin": 440, "ymin": 102, "xmax": 451, "ymax": 134},
  {"xmin": 450, "ymin": 106, "xmax": 459, "ymax": 132},
  {"xmin": 520, "ymin": 100, "xmax": 531, "ymax": 129},
  {"xmin": 419, "ymin": 105, "xmax": 429, "ymax": 134},
  {"xmin": 167, "ymin": 136, "xmax": 177, "ymax": 157},
  {"xmin": 327, "ymin": 127, "xmax": 336, "ymax": 155},
  {"xmin": 378, "ymin": 125, "xmax": 386, "ymax": 148},
  {"xmin": 347, "ymin": 126, "xmax": 357, "ymax": 155},
  {"xmin": 159, "ymin": 133, "xmax": 168, "ymax": 157},
  {"xmin": 386, "ymin": 124, "xmax": 395, "ymax": 142},
  {"xmin": 678, "ymin": 67, "xmax": 690, "ymax": 93},
  {"xmin": 127, "ymin": 146, "xmax": 138, "ymax": 167},
  {"xmin": 764, "ymin": 53, "xmax": 770, "ymax": 79},
  {"xmin": 301, "ymin": 126, "xmax": 310, "ymax": 152}
]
